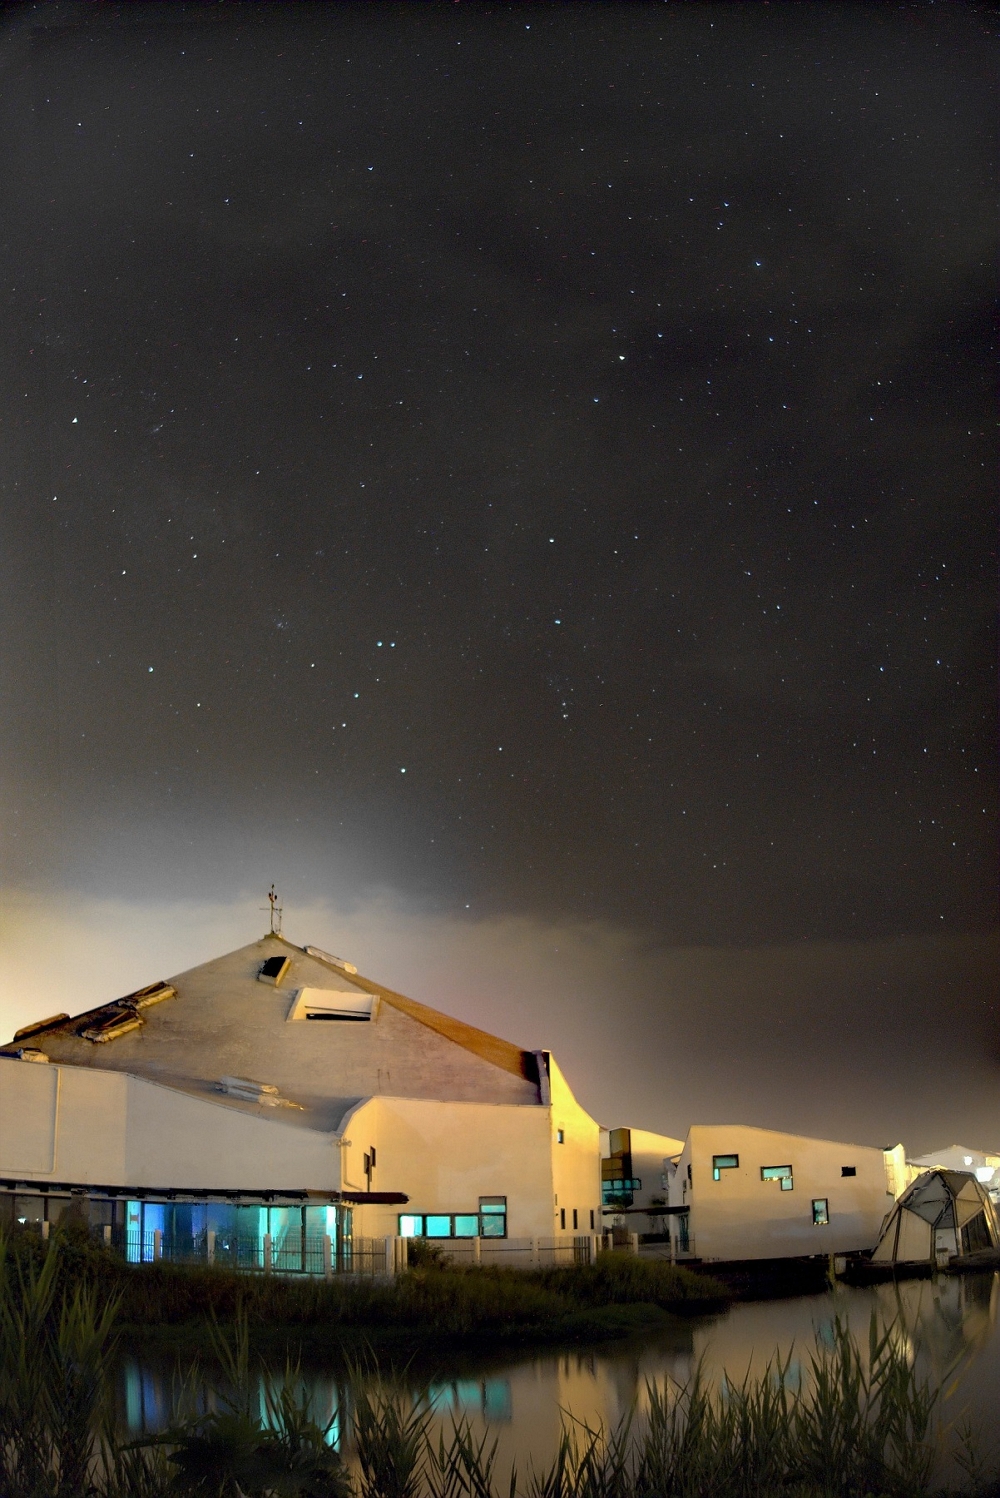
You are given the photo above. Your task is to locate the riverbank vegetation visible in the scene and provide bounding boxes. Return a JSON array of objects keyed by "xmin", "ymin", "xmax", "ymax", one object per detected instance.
[
  {"xmin": 3, "ymin": 1226, "xmax": 729, "ymax": 1356},
  {"xmin": 2, "ymin": 1235, "xmax": 998, "ymax": 1498}
]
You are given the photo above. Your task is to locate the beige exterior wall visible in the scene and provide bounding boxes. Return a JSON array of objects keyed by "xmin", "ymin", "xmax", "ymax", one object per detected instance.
[
  {"xmin": 342, "ymin": 1063, "xmax": 602, "ymax": 1240},
  {"xmin": 549, "ymin": 1056, "xmax": 602, "ymax": 1235},
  {"xmin": 0, "ymin": 1059, "xmax": 339, "ymax": 1191},
  {"xmin": 0, "ymin": 1058, "xmax": 603, "ymax": 1243},
  {"xmin": 677, "ymin": 1124, "xmax": 895, "ymax": 1261}
]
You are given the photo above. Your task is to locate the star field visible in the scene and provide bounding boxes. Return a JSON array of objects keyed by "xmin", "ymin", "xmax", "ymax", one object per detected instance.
[{"xmin": 1, "ymin": 2, "xmax": 994, "ymax": 949}]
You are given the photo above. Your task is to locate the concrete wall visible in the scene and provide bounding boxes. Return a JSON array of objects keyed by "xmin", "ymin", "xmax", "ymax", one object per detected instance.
[
  {"xmin": 0, "ymin": 1059, "xmax": 339, "ymax": 1190},
  {"xmin": 675, "ymin": 1124, "xmax": 895, "ymax": 1261},
  {"xmin": 549, "ymin": 1056, "xmax": 602, "ymax": 1235},
  {"xmin": 340, "ymin": 1095, "xmax": 557, "ymax": 1239}
]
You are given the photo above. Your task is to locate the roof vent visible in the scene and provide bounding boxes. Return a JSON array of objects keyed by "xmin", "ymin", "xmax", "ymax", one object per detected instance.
[
  {"xmin": 0, "ymin": 1047, "xmax": 50, "ymax": 1063},
  {"xmin": 81, "ymin": 1011, "xmax": 144, "ymax": 1044},
  {"xmin": 123, "ymin": 981, "xmax": 176, "ymax": 1010},
  {"xmin": 217, "ymin": 1075, "xmax": 305, "ymax": 1110},
  {"xmin": 13, "ymin": 1014, "xmax": 69, "ymax": 1041},
  {"xmin": 287, "ymin": 987, "xmax": 377, "ymax": 1023},
  {"xmin": 259, "ymin": 955, "xmax": 292, "ymax": 987},
  {"xmin": 306, "ymin": 946, "xmax": 358, "ymax": 975}
]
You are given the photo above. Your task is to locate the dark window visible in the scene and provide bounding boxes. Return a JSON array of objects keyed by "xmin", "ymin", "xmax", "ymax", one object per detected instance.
[
  {"xmin": 560, "ymin": 1207, "xmax": 566, "ymax": 1229},
  {"xmin": 841, "ymin": 1166, "xmax": 856, "ymax": 1177},
  {"xmin": 712, "ymin": 1155, "xmax": 739, "ymax": 1181},
  {"xmin": 590, "ymin": 1209, "xmax": 595, "ymax": 1230},
  {"xmin": 572, "ymin": 1209, "xmax": 578, "ymax": 1230},
  {"xmin": 812, "ymin": 1199, "xmax": 830, "ymax": 1226}
]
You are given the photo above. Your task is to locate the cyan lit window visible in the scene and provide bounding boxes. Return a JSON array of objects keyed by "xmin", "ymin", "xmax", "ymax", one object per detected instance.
[
  {"xmin": 454, "ymin": 1215, "xmax": 480, "ymax": 1237},
  {"xmin": 425, "ymin": 1215, "xmax": 452, "ymax": 1238},
  {"xmin": 712, "ymin": 1155, "xmax": 739, "ymax": 1181},
  {"xmin": 812, "ymin": 1199, "xmax": 830, "ymax": 1226},
  {"xmin": 480, "ymin": 1198, "xmax": 507, "ymax": 1237},
  {"xmin": 761, "ymin": 1166, "xmax": 794, "ymax": 1191}
]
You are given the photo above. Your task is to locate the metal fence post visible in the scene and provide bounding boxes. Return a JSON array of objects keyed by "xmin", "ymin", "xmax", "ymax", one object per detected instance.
[
  {"xmin": 153, "ymin": 1229, "xmax": 163, "ymax": 1262},
  {"xmin": 472, "ymin": 1236, "xmax": 481, "ymax": 1266},
  {"xmin": 323, "ymin": 1233, "xmax": 333, "ymax": 1281},
  {"xmin": 263, "ymin": 1234, "xmax": 273, "ymax": 1274},
  {"xmin": 103, "ymin": 1224, "xmax": 112, "ymax": 1248},
  {"xmin": 41, "ymin": 1220, "xmax": 50, "ymax": 1242},
  {"xmin": 207, "ymin": 1229, "xmax": 216, "ymax": 1265},
  {"xmin": 629, "ymin": 1232, "xmax": 639, "ymax": 1256}
]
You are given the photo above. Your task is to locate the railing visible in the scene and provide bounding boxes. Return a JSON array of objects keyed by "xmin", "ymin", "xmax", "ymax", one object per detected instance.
[
  {"xmin": 432, "ymin": 1235, "xmax": 597, "ymax": 1268},
  {"xmin": 112, "ymin": 1228, "xmax": 395, "ymax": 1278},
  {"xmin": 100, "ymin": 1229, "xmax": 613, "ymax": 1276}
]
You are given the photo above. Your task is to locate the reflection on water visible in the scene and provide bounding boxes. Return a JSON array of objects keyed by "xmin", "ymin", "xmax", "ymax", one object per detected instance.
[{"xmin": 117, "ymin": 1272, "xmax": 1000, "ymax": 1473}]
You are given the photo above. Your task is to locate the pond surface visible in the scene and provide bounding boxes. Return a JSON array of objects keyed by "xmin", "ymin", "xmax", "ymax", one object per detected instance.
[{"xmin": 118, "ymin": 1271, "xmax": 1000, "ymax": 1479}]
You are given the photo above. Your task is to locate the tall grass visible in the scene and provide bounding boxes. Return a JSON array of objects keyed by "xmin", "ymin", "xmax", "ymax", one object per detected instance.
[{"xmin": 1, "ymin": 1234, "xmax": 997, "ymax": 1497}]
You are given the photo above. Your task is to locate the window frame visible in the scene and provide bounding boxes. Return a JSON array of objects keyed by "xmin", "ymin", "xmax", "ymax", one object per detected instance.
[
  {"xmin": 812, "ymin": 1198, "xmax": 830, "ymax": 1226},
  {"xmin": 712, "ymin": 1154, "xmax": 739, "ymax": 1181},
  {"xmin": 761, "ymin": 1165, "xmax": 794, "ymax": 1191}
]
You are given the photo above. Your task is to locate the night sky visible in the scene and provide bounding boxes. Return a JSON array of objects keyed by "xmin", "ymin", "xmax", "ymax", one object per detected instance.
[{"xmin": 1, "ymin": 2, "xmax": 996, "ymax": 1151}]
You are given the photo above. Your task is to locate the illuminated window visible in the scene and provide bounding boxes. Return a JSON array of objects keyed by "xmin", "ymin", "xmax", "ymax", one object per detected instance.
[
  {"xmin": 480, "ymin": 1198, "xmax": 507, "ymax": 1237},
  {"xmin": 454, "ymin": 1215, "xmax": 480, "ymax": 1237},
  {"xmin": 398, "ymin": 1215, "xmax": 423, "ymax": 1238},
  {"xmin": 812, "ymin": 1199, "xmax": 830, "ymax": 1226},
  {"xmin": 712, "ymin": 1155, "xmax": 739, "ymax": 1181},
  {"xmin": 556, "ymin": 1129, "xmax": 565, "ymax": 1143},
  {"xmin": 761, "ymin": 1166, "xmax": 794, "ymax": 1191}
]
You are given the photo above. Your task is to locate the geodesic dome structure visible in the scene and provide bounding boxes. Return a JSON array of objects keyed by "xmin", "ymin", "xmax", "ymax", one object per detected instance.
[{"xmin": 871, "ymin": 1169, "xmax": 1000, "ymax": 1265}]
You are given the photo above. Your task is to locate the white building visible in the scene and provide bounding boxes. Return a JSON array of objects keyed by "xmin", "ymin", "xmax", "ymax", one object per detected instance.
[
  {"xmin": 0, "ymin": 933, "xmax": 602, "ymax": 1265},
  {"xmin": 907, "ymin": 1145, "xmax": 1000, "ymax": 1201},
  {"xmin": 604, "ymin": 1123, "xmax": 904, "ymax": 1262}
]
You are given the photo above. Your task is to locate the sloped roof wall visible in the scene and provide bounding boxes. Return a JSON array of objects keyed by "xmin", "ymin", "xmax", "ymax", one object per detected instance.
[{"xmin": 21, "ymin": 936, "xmax": 541, "ymax": 1131}]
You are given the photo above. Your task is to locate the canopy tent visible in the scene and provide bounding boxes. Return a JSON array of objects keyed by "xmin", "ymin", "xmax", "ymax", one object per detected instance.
[{"xmin": 872, "ymin": 1169, "xmax": 1000, "ymax": 1265}]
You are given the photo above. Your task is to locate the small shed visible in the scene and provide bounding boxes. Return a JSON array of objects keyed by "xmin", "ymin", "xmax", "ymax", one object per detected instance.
[{"xmin": 871, "ymin": 1169, "xmax": 1000, "ymax": 1266}]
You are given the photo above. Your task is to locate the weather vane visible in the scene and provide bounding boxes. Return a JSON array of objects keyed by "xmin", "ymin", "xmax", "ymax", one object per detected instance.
[{"xmin": 262, "ymin": 883, "xmax": 283, "ymax": 935}]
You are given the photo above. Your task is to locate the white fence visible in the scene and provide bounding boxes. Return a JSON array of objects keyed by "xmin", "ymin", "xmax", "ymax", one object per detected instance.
[{"xmin": 430, "ymin": 1234, "xmax": 598, "ymax": 1268}]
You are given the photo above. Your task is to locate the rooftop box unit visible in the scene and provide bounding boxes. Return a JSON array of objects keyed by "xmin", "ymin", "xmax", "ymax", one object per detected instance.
[
  {"xmin": 13, "ymin": 1014, "xmax": 69, "ymax": 1041},
  {"xmin": 0, "ymin": 1047, "xmax": 50, "ymax": 1063},
  {"xmin": 306, "ymin": 946, "xmax": 358, "ymax": 975},
  {"xmin": 216, "ymin": 1075, "xmax": 305, "ymax": 1110},
  {"xmin": 286, "ymin": 987, "xmax": 377, "ymax": 1023}
]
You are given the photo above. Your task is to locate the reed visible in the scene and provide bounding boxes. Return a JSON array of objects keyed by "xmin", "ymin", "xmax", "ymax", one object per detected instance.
[{"xmin": 1, "ymin": 1234, "xmax": 997, "ymax": 1497}]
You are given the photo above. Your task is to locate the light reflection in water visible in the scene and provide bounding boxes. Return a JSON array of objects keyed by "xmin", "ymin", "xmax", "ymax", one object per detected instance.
[{"xmin": 116, "ymin": 1273, "xmax": 1000, "ymax": 1475}]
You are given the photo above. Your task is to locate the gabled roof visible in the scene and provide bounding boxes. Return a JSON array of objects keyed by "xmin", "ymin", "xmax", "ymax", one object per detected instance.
[{"xmin": 4, "ymin": 934, "xmax": 544, "ymax": 1131}]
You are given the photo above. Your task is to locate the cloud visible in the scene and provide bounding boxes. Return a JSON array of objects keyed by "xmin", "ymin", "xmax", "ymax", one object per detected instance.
[{"xmin": 1, "ymin": 887, "xmax": 995, "ymax": 1156}]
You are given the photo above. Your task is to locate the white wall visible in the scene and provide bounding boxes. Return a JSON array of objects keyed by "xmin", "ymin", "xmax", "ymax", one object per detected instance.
[
  {"xmin": 340, "ymin": 1095, "xmax": 557, "ymax": 1239},
  {"xmin": 0, "ymin": 1059, "xmax": 338, "ymax": 1190},
  {"xmin": 677, "ymin": 1124, "xmax": 894, "ymax": 1261},
  {"xmin": 549, "ymin": 1055, "xmax": 602, "ymax": 1235}
]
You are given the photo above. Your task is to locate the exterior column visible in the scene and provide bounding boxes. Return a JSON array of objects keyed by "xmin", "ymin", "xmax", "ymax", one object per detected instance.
[
  {"xmin": 263, "ymin": 1233, "xmax": 273, "ymax": 1273},
  {"xmin": 472, "ymin": 1236, "xmax": 481, "ymax": 1266}
]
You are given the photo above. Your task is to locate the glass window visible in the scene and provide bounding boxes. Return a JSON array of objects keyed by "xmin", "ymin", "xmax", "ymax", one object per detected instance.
[
  {"xmin": 712, "ymin": 1155, "xmax": 739, "ymax": 1181},
  {"xmin": 398, "ymin": 1215, "xmax": 423, "ymax": 1237},
  {"xmin": 479, "ymin": 1198, "xmax": 507, "ymax": 1237},
  {"xmin": 812, "ymin": 1199, "xmax": 830, "ymax": 1226},
  {"xmin": 841, "ymin": 1166, "xmax": 856, "ymax": 1177},
  {"xmin": 425, "ymin": 1215, "xmax": 452, "ymax": 1238},
  {"xmin": 556, "ymin": 1129, "xmax": 565, "ymax": 1143},
  {"xmin": 761, "ymin": 1166, "xmax": 794, "ymax": 1192},
  {"xmin": 454, "ymin": 1215, "xmax": 480, "ymax": 1237}
]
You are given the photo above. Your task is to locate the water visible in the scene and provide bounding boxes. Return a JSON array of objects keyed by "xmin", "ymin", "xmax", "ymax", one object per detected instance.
[{"xmin": 118, "ymin": 1271, "xmax": 1000, "ymax": 1477}]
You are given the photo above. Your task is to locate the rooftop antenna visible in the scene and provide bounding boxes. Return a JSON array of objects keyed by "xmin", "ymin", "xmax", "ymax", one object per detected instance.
[{"xmin": 262, "ymin": 884, "xmax": 283, "ymax": 936}]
